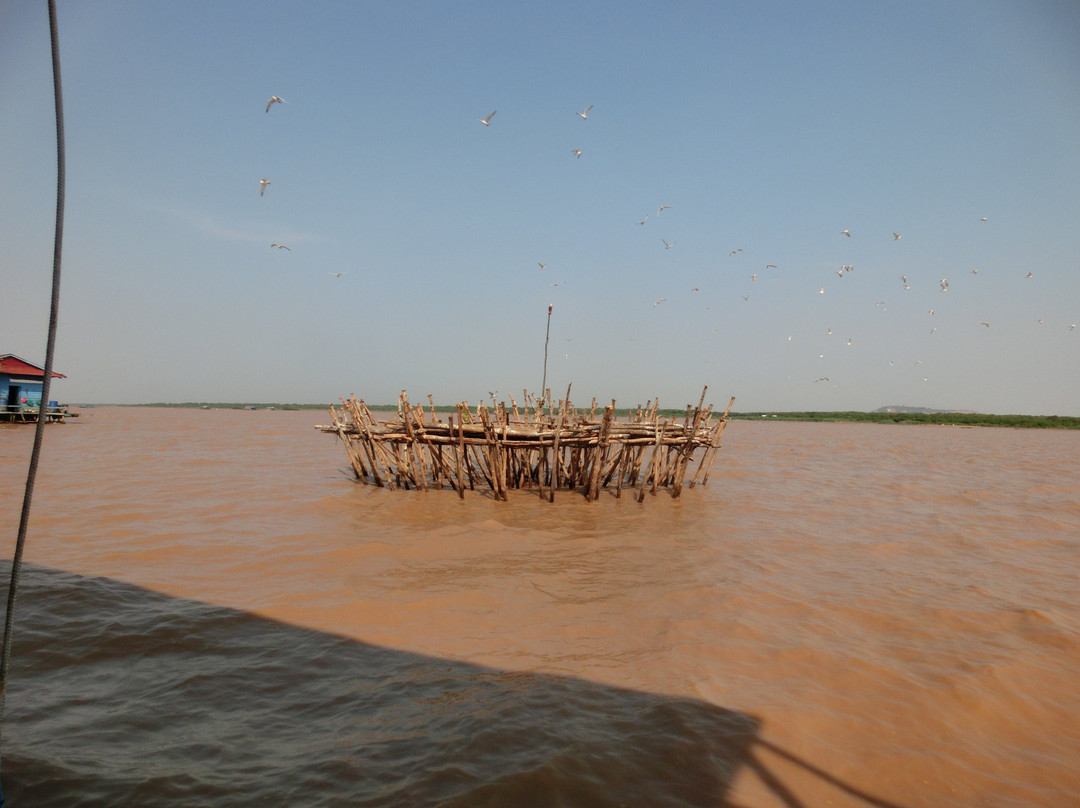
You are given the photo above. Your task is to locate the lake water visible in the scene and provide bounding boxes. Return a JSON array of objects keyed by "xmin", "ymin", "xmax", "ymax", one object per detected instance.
[{"xmin": 1, "ymin": 406, "xmax": 1078, "ymax": 806}]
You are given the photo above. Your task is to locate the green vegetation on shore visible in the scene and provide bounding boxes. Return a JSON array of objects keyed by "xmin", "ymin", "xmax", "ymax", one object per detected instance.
[
  {"xmin": 128, "ymin": 403, "xmax": 330, "ymax": 411},
  {"xmin": 110, "ymin": 403, "xmax": 1080, "ymax": 428},
  {"xmin": 727, "ymin": 411, "xmax": 1080, "ymax": 429}
]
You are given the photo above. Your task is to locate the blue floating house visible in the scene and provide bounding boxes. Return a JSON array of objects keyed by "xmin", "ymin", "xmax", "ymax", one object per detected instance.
[{"xmin": 1, "ymin": 353, "xmax": 67, "ymax": 422}]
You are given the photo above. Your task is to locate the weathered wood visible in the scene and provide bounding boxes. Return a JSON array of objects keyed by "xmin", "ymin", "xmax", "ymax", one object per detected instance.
[{"xmin": 318, "ymin": 386, "xmax": 730, "ymax": 502}]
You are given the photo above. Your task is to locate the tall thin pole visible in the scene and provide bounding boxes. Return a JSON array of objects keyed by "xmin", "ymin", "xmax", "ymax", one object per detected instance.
[
  {"xmin": 541, "ymin": 304, "xmax": 552, "ymax": 401},
  {"xmin": 1, "ymin": 0, "xmax": 66, "ymax": 774}
]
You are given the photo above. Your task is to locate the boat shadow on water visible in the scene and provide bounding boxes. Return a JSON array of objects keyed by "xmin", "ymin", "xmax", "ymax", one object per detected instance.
[{"xmin": 1, "ymin": 564, "xmax": 906, "ymax": 808}]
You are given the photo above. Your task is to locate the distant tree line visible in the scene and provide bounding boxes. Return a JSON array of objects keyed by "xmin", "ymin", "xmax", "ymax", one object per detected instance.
[
  {"xmin": 727, "ymin": 411, "xmax": 1080, "ymax": 429},
  {"xmin": 123, "ymin": 403, "xmax": 1079, "ymax": 428}
]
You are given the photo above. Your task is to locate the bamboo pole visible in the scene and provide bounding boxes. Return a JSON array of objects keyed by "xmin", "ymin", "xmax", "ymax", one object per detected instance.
[
  {"xmin": 453, "ymin": 408, "xmax": 467, "ymax": 496},
  {"xmin": 696, "ymin": 395, "xmax": 735, "ymax": 487}
]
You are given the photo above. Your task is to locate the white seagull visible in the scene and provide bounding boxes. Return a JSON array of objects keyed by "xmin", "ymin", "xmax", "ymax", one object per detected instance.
[
  {"xmin": 893, "ymin": 232, "xmax": 902, "ymax": 240},
  {"xmin": 259, "ymin": 178, "xmax": 271, "ymax": 196},
  {"xmin": 842, "ymin": 229, "xmax": 851, "ymax": 237},
  {"xmin": 576, "ymin": 105, "xmax": 594, "ymax": 120},
  {"xmin": 572, "ymin": 149, "xmax": 582, "ymax": 158},
  {"xmin": 265, "ymin": 96, "xmax": 284, "ymax": 113},
  {"xmin": 662, "ymin": 239, "xmax": 674, "ymax": 250},
  {"xmin": 270, "ymin": 243, "xmax": 290, "ymax": 251},
  {"xmin": 940, "ymin": 278, "xmax": 949, "ymax": 292},
  {"xmin": 653, "ymin": 298, "xmax": 666, "ymax": 306},
  {"xmin": 636, "ymin": 216, "xmax": 648, "ymax": 226},
  {"xmin": 537, "ymin": 262, "xmax": 547, "ymax": 270},
  {"xmin": 658, "ymin": 204, "xmax": 672, "ymax": 215},
  {"xmin": 729, "ymin": 248, "xmax": 743, "ymax": 255},
  {"xmin": 329, "ymin": 272, "xmax": 345, "ymax": 278},
  {"xmin": 479, "ymin": 110, "xmax": 496, "ymax": 126}
]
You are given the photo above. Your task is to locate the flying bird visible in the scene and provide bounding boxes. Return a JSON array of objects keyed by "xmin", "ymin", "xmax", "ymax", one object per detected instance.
[
  {"xmin": 980, "ymin": 217, "xmax": 988, "ymax": 222},
  {"xmin": 893, "ymin": 232, "xmax": 902, "ymax": 240},
  {"xmin": 729, "ymin": 248, "xmax": 743, "ymax": 255},
  {"xmin": 653, "ymin": 298, "xmax": 666, "ymax": 306},
  {"xmin": 662, "ymin": 239, "xmax": 674, "ymax": 249},
  {"xmin": 750, "ymin": 273, "xmax": 757, "ymax": 282},
  {"xmin": 576, "ymin": 105, "xmax": 594, "ymax": 120},
  {"xmin": 970, "ymin": 268, "xmax": 979, "ymax": 275},
  {"xmin": 259, "ymin": 178, "xmax": 270, "ymax": 196},
  {"xmin": 940, "ymin": 278, "xmax": 949, "ymax": 292},
  {"xmin": 479, "ymin": 110, "xmax": 496, "ymax": 126},
  {"xmin": 841, "ymin": 229, "xmax": 851, "ymax": 237},
  {"xmin": 765, "ymin": 264, "xmax": 777, "ymax": 270},
  {"xmin": 329, "ymin": 272, "xmax": 345, "ymax": 278},
  {"xmin": 270, "ymin": 243, "xmax": 290, "ymax": 250},
  {"xmin": 1025, "ymin": 272, "xmax": 1034, "ymax": 278},
  {"xmin": 572, "ymin": 149, "xmax": 582, "ymax": 158},
  {"xmin": 636, "ymin": 216, "xmax": 648, "ymax": 226},
  {"xmin": 265, "ymin": 96, "xmax": 284, "ymax": 113},
  {"xmin": 815, "ymin": 377, "xmax": 829, "ymax": 383},
  {"xmin": 980, "ymin": 321, "xmax": 990, "ymax": 327},
  {"xmin": 537, "ymin": 262, "xmax": 547, "ymax": 270},
  {"xmin": 658, "ymin": 204, "xmax": 672, "ymax": 215}
]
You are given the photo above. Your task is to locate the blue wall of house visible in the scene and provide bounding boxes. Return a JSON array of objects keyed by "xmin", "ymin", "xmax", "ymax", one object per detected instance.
[{"xmin": 1, "ymin": 375, "xmax": 45, "ymax": 410}]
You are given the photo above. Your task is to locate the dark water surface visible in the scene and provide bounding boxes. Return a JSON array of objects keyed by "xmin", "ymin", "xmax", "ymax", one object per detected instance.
[{"xmin": 1, "ymin": 407, "xmax": 1078, "ymax": 806}]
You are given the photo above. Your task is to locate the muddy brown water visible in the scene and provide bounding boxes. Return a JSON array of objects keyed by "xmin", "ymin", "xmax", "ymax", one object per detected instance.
[{"xmin": 1, "ymin": 407, "xmax": 1077, "ymax": 806}]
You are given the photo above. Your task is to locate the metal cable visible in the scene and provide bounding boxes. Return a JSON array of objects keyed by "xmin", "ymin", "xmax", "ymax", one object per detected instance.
[{"xmin": 0, "ymin": 0, "xmax": 66, "ymax": 780}]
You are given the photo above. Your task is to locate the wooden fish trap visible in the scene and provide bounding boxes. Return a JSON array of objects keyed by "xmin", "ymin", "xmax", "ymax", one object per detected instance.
[{"xmin": 316, "ymin": 387, "xmax": 734, "ymax": 502}]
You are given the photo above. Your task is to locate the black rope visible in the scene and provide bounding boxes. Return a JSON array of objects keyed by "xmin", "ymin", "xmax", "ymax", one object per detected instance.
[{"xmin": 0, "ymin": 0, "xmax": 65, "ymax": 786}]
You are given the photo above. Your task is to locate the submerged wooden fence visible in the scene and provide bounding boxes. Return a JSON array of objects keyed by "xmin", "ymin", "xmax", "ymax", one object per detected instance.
[{"xmin": 316, "ymin": 387, "xmax": 734, "ymax": 502}]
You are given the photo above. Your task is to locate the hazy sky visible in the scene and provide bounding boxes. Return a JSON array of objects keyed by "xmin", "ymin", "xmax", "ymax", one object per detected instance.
[{"xmin": 3, "ymin": 1, "xmax": 1078, "ymax": 413}]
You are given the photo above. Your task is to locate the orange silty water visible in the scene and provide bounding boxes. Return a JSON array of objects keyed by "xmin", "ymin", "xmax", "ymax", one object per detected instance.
[{"xmin": 1, "ymin": 407, "xmax": 1078, "ymax": 806}]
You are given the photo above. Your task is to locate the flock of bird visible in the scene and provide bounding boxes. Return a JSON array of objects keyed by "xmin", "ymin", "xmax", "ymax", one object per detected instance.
[
  {"xmin": 478, "ymin": 102, "xmax": 1076, "ymax": 389},
  {"xmin": 257, "ymin": 95, "xmax": 1074, "ymax": 393},
  {"xmin": 258, "ymin": 95, "xmax": 344, "ymax": 279}
]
